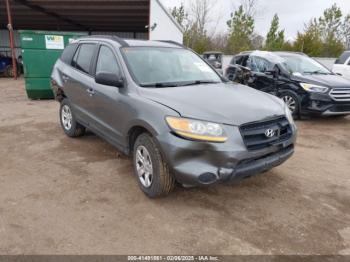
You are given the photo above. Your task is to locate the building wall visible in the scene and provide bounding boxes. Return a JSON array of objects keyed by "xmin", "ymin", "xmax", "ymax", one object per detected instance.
[
  {"xmin": 90, "ymin": 32, "xmax": 148, "ymax": 40},
  {"xmin": 149, "ymin": 0, "xmax": 183, "ymax": 43},
  {"xmin": 0, "ymin": 30, "xmax": 148, "ymax": 59}
]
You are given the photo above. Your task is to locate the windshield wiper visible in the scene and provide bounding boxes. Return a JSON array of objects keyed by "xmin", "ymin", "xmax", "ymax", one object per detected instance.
[
  {"xmin": 181, "ymin": 80, "xmax": 221, "ymax": 86},
  {"xmin": 303, "ymin": 70, "xmax": 329, "ymax": 75},
  {"xmin": 140, "ymin": 82, "xmax": 180, "ymax": 88},
  {"xmin": 140, "ymin": 80, "xmax": 220, "ymax": 88}
]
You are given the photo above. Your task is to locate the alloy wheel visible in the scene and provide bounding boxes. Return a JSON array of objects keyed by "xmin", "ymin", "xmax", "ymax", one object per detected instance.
[
  {"xmin": 135, "ymin": 146, "xmax": 153, "ymax": 188},
  {"xmin": 61, "ymin": 105, "xmax": 73, "ymax": 130},
  {"xmin": 282, "ymin": 95, "xmax": 296, "ymax": 113}
]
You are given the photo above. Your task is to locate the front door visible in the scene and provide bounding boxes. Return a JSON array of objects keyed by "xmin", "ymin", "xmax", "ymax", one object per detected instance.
[
  {"xmin": 246, "ymin": 56, "xmax": 276, "ymax": 93},
  {"xmin": 90, "ymin": 44, "xmax": 126, "ymax": 148}
]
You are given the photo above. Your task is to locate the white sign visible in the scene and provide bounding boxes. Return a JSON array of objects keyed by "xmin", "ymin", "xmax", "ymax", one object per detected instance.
[
  {"xmin": 45, "ymin": 35, "xmax": 64, "ymax": 50},
  {"xmin": 22, "ymin": 37, "xmax": 33, "ymax": 41}
]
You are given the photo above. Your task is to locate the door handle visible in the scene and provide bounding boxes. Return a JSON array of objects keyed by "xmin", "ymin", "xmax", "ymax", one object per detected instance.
[
  {"xmin": 86, "ymin": 88, "xmax": 95, "ymax": 96},
  {"xmin": 62, "ymin": 75, "xmax": 69, "ymax": 82}
]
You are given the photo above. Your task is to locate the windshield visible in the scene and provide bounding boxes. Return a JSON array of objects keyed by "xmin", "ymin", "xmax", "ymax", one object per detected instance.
[
  {"xmin": 122, "ymin": 47, "xmax": 222, "ymax": 87},
  {"xmin": 278, "ymin": 54, "xmax": 331, "ymax": 75}
]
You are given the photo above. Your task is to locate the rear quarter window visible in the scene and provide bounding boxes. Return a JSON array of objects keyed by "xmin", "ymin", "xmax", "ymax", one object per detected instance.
[
  {"xmin": 232, "ymin": 56, "xmax": 241, "ymax": 65},
  {"xmin": 71, "ymin": 44, "xmax": 96, "ymax": 75},
  {"xmin": 335, "ymin": 51, "xmax": 350, "ymax": 64},
  {"xmin": 60, "ymin": 43, "xmax": 78, "ymax": 64}
]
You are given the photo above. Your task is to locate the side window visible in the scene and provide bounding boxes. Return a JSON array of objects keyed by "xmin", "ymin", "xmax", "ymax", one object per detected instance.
[
  {"xmin": 96, "ymin": 46, "xmax": 120, "ymax": 75},
  {"xmin": 335, "ymin": 51, "xmax": 350, "ymax": 65},
  {"xmin": 241, "ymin": 56, "xmax": 249, "ymax": 67},
  {"xmin": 72, "ymin": 44, "xmax": 96, "ymax": 75},
  {"xmin": 247, "ymin": 56, "xmax": 271, "ymax": 73},
  {"xmin": 60, "ymin": 43, "xmax": 78, "ymax": 64},
  {"xmin": 234, "ymin": 56, "xmax": 243, "ymax": 65}
]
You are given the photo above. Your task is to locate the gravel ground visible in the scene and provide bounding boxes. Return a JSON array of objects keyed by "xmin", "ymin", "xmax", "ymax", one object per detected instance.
[{"xmin": 0, "ymin": 78, "xmax": 349, "ymax": 255}]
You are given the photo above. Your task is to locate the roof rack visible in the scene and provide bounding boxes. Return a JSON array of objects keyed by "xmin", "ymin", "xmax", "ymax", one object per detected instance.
[
  {"xmin": 82, "ymin": 35, "xmax": 129, "ymax": 47},
  {"xmin": 157, "ymin": 40, "xmax": 186, "ymax": 48}
]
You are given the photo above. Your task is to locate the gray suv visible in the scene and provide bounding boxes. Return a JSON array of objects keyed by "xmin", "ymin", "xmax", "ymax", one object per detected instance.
[{"xmin": 51, "ymin": 36, "xmax": 297, "ymax": 198}]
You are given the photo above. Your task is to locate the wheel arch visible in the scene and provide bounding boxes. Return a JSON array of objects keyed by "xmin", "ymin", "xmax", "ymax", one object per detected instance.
[{"xmin": 126, "ymin": 121, "xmax": 159, "ymax": 155}]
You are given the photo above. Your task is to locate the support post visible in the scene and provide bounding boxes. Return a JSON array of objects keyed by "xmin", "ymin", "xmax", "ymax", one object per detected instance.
[{"xmin": 5, "ymin": 0, "xmax": 18, "ymax": 80}]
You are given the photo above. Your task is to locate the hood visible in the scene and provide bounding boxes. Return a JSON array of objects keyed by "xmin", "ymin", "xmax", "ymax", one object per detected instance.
[
  {"xmin": 140, "ymin": 83, "xmax": 285, "ymax": 126},
  {"xmin": 291, "ymin": 74, "xmax": 350, "ymax": 88}
]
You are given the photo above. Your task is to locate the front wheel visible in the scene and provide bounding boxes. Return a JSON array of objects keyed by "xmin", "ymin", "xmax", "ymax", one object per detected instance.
[
  {"xmin": 133, "ymin": 133, "xmax": 175, "ymax": 198},
  {"xmin": 279, "ymin": 91, "xmax": 300, "ymax": 119}
]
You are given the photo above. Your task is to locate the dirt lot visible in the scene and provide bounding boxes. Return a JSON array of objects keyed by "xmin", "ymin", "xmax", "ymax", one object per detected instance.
[{"xmin": 0, "ymin": 78, "xmax": 349, "ymax": 255}]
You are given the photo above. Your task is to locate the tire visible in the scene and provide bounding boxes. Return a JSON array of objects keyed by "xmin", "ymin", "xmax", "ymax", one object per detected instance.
[
  {"xmin": 133, "ymin": 133, "xmax": 175, "ymax": 198},
  {"xmin": 5, "ymin": 65, "xmax": 13, "ymax": 78},
  {"xmin": 279, "ymin": 90, "xmax": 300, "ymax": 119},
  {"xmin": 59, "ymin": 99, "xmax": 86, "ymax": 137}
]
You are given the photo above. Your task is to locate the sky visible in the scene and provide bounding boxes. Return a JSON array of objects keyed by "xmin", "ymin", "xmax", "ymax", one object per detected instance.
[{"xmin": 160, "ymin": 0, "xmax": 350, "ymax": 40}]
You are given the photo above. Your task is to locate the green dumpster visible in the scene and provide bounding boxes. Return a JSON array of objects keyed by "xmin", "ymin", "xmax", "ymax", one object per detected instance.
[{"xmin": 19, "ymin": 30, "xmax": 87, "ymax": 99}]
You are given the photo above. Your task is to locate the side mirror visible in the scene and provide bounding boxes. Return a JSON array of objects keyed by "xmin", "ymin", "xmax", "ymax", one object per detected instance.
[
  {"xmin": 238, "ymin": 65, "xmax": 252, "ymax": 73},
  {"xmin": 213, "ymin": 62, "xmax": 222, "ymax": 69},
  {"xmin": 265, "ymin": 68, "xmax": 279, "ymax": 78},
  {"xmin": 95, "ymin": 72, "xmax": 124, "ymax": 88}
]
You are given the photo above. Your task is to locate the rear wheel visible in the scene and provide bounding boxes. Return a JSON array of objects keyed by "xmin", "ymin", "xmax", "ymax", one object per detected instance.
[
  {"xmin": 5, "ymin": 65, "xmax": 14, "ymax": 77},
  {"xmin": 5, "ymin": 65, "xmax": 21, "ymax": 77},
  {"xmin": 59, "ymin": 99, "xmax": 85, "ymax": 137},
  {"xmin": 133, "ymin": 133, "xmax": 175, "ymax": 198},
  {"xmin": 279, "ymin": 91, "xmax": 300, "ymax": 118}
]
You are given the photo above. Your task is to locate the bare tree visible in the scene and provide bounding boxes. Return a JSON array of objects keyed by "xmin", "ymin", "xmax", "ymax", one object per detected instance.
[
  {"xmin": 240, "ymin": 0, "xmax": 259, "ymax": 18},
  {"xmin": 189, "ymin": 0, "xmax": 214, "ymax": 37},
  {"xmin": 343, "ymin": 14, "xmax": 350, "ymax": 49},
  {"xmin": 231, "ymin": 0, "xmax": 259, "ymax": 18}
]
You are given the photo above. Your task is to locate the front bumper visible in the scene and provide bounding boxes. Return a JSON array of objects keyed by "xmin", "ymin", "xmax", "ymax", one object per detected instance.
[
  {"xmin": 156, "ymin": 125, "xmax": 296, "ymax": 186},
  {"xmin": 302, "ymin": 93, "xmax": 350, "ymax": 115}
]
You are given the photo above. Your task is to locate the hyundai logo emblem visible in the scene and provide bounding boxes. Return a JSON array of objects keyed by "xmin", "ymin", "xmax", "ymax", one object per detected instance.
[{"xmin": 265, "ymin": 129, "xmax": 276, "ymax": 138}]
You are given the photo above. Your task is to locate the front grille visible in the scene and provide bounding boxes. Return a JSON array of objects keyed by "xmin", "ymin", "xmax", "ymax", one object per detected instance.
[
  {"xmin": 330, "ymin": 104, "xmax": 350, "ymax": 112},
  {"xmin": 240, "ymin": 116, "xmax": 292, "ymax": 151},
  {"xmin": 330, "ymin": 88, "xmax": 350, "ymax": 102}
]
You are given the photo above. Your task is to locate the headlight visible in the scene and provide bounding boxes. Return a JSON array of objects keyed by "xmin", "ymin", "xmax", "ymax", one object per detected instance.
[
  {"xmin": 166, "ymin": 116, "xmax": 228, "ymax": 143},
  {"xmin": 300, "ymin": 83, "xmax": 329, "ymax": 93},
  {"xmin": 285, "ymin": 104, "xmax": 294, "ymax": 124}
]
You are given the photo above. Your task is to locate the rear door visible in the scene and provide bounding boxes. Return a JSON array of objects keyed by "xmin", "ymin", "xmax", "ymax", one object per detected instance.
[{"xmin": 64, "ymin": 43, "xmax": 97, "ymax": 126}]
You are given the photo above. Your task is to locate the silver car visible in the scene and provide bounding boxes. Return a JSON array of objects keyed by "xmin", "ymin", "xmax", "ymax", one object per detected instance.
[{"xmin": 51, "ymin": 36, "xmax": 297, "ymax": 198}]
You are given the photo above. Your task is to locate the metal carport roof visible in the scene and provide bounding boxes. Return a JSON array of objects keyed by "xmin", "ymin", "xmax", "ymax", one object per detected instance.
[{"xmin": 0, "ymin": 0, "xmax": 150, "ymax": 32}]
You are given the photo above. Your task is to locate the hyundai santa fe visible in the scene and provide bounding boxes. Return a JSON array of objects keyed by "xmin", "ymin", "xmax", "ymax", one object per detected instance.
[
  {"xmin": 226, "ymin": 51, "xmax": 350, "ymax": 118},
  {"xmin": 51, "ymin": 36, "xmax": 297, "ymax": 198}
]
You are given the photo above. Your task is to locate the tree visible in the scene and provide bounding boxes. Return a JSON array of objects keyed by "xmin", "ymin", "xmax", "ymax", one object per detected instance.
[
  {"xmin": 211, "ymin": 33, "xmax": 228, "ymax": 52},
  {"xmin": 342, "ymin": 14, "xmax": 350, "ymax": 49},
  {"xmin": 265, "ymin": 14, "xmax": 285, "ymax": 51},
  {"xmin": 175, "ymin": 0, "xmax": 214, "ymax": 53},
  {"xmin": 240, "ymin": 0, "xmax": 259, "ymax": 17},
  {"xmin": 171, "ymin": 3, "xmax": 187, "ymax": 28},
  {"xmin": 226, "ymin": 5, "xmax": 255, "ymax": 54},
  {"xmin": 293, "ymin": 19, "xmax": 323, "ymax": 57},
  {"xmin": 251, "ymin": 33, "xmax": 264, "ymax": 50},
  {"xmin": 319, "ymin": 4, "xmax": 344, "ymax": 57}
]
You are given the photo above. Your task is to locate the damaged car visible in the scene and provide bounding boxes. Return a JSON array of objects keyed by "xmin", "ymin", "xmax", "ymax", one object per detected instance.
[{"xmin": 226, "ymin": 51, "xmax": 350, "ymax": 118}]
